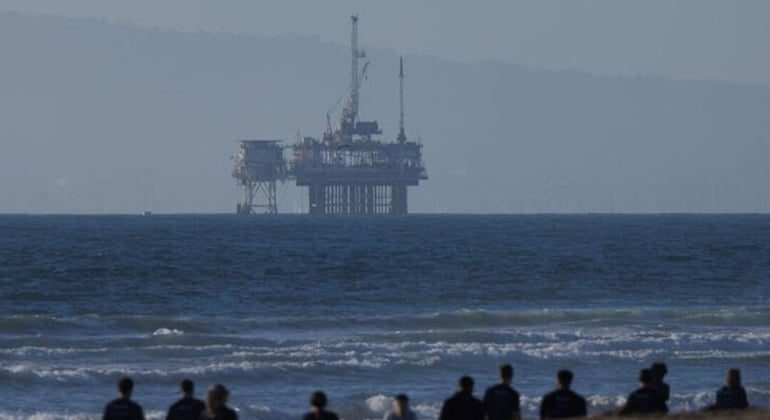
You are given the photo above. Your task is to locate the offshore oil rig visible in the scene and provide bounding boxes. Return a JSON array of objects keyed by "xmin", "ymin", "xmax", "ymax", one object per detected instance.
[{"xmin": 232, "ymin": 15, "xmax": 427, "ymax": 215}]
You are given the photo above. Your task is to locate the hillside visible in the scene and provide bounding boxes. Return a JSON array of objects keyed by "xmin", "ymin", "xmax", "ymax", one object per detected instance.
[{"xmin": 1, "ymin": 13, "xmax": 769, "ymax": 213}]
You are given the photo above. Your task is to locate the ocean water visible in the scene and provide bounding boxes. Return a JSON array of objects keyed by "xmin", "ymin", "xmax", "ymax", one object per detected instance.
[{"xmin": 1, "ymin": 214, "xmax": 769, "ymax": 419}]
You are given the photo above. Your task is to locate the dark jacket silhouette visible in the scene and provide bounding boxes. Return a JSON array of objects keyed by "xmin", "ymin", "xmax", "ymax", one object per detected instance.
[
  {"xmin": 540, "ymin": 388, "xmax": 587, "ymax": 419},
  {"xmin": 302, "ymin": 411, "xmax": 340, "ymax": 420},
  {"xmin": 199, "ymin": 406, "xmax": 238, "ymax": 420},
  {"xmin": 620, "ymin": 386, "xmax": 667, "ymax": 415},
  {"xmin": 103, "ymin": 398, "xmax": 145, "ymax": 420},
  {"xmin": 483, "ymin": 383, "xmax": 521, "ymax": 420},
  {"xmin": 167, "ymin": 396, "xmax": 205, "ymax": 420},
  {"xmin": 439, "ymin": 391, "xmax": 484, "ymax": 420},
  {"xmin": 715, "ymin": 385, "xmax": 749, "ymax": 410}
]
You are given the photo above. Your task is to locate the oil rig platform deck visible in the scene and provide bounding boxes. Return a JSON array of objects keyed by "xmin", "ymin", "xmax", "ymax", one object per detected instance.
[{"xmin": 232, "ymin": 16, "xmax": 427, "ymax": 215}]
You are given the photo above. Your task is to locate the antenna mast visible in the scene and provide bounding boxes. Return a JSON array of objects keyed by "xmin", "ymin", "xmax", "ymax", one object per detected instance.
[{"xmin": 397, "ymin": 56, "xmax": 407, "ymax": 143}]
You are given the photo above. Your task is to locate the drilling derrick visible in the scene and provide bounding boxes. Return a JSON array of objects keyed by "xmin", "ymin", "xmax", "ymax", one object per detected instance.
[
  {"xmin": 290, "ymin": 15, "xmax": 427, "ymax": 215},
  {"xmin": 341, "ymin": 15, "xmax": 364, "ymax": 137}
]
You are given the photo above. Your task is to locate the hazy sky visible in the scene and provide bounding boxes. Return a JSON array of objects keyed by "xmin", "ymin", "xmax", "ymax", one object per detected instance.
[
  {"xmin": 2, "ymin": 1, "xmax": 769, "ymax": 214},
  {"xmin": 3, "ymin": 0, "xmax": 770, "ymax": 86}
]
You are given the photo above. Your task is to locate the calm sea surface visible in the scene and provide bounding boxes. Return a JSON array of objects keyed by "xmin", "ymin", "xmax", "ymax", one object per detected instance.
[{"xmin": 1, "ymin": 214, "xmax": 769, "ymax": 419}]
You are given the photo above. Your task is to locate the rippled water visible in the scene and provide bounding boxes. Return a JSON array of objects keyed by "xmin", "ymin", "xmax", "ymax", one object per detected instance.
[{"xmin": 1, "ymin": 214, "xmax": 769, "ymax": 419}]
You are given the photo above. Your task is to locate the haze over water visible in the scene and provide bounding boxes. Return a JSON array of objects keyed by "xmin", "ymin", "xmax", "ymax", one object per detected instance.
[{"xmin": 1, "ymin": 3, "xmax": 770, "ymax": 214}]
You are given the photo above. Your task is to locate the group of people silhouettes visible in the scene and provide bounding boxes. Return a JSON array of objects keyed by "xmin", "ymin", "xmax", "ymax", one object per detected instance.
[
  {"xmin": 620, "ymin": 364, "xmax": 749, "ymax": 416},
  {"xmin": 103, "ymin": 378, "xmax": 236, "ymax": 420},
  {"xmin": 433, "ymin": 363, "xmax": 750, "ymax": 420},
  {"xmin": 437, "ymin": 364, "xmax": 582, "ymax": 420},
  {"xmin": 102, "ymin": 363, "xmax": 751, "ymax": 420}
]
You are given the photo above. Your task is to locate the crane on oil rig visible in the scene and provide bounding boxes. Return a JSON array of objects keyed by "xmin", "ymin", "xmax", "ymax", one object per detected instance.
[
  {"xmin": 341, "ymin": 15, "xmax": 364, "ymax": 129},
  {"xmin": 324, "ymin": 96, "xmax": 343, "ymax": 142},
  {"xmin": 338, "ymin": 14, "xmax": 379, "ymax": 140}
]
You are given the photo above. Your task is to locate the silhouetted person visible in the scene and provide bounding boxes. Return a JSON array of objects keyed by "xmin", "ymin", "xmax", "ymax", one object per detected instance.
[
  {"xmin": 620, "ymin": 369, "xmax": 667, "ymax": 416},
  {"xmin": 649, "ymin": 362, "xmax": 670, "ymax": 410},
  {"xmin": 714, "ymin": 368, "xmax": 749, "ymax": 410},
  {"xmin": 103, "ymin": 377, "xmax": 145, "ymax": 420},
  {"xmin": 483, "ymin": 364, "xmax": 521, "ymax": 420},
  {"xmin": 539, "ymin": 370, "xmax": 587, "ymax": 419},
  {"xmin": 200, "ymin": 384, "xmax": 237, "ymax": 420},
  {"xmin": 167, "ymin": 379, "xmax": 205, "ymax": 420},
  {"xmin": 440, "ymin": 376, "xmax": 484, "ymax": 420},
  {"xmin": 384, "ymin": 394, "xmax": 417, "ymax": 420},
  {"xmin": 303, "ymin": 391, "xmax": 339, "ymax": 420}
]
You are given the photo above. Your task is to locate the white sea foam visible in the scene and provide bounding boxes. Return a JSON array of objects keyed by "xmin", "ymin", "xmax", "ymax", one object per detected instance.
[
  {"xmin": 0, "ymin": 346, "xmax": 110, "ymax": 356},
  {"xmin": 240, "ymin": 404, "xmax": 289, "ymax": 420},
  {"xmin": 3, "ymin": 309, "xmax": 770, "ymax": 420},
  {"xmin": 520, "ymin": 395, "xmax": 544, "ymax": 414},
  {"xmin": 583, "ymin": 391, "xmax": 751, "ymax": 414},
  {"xmin": 587, "ymin": 394, "xmax": 627, "ymax": 411},
  {"xmin": 674, "ymin": 350, "xmax": 770, "ymax": 360},
  {"xmin": 0, "ymin": 413, "xmax": 94, "ymax": 420},
  {"xmin": 5, "ymin": 364, "xmax": 90, "ymax": 380},
  {"xmin": 671, "ymin": 391, "xmax": 716, "ymax": 412},
  {"xmin": 5, "ymin": 328, "xmax": 770, "ymax": 384},
  {"xmin": 151, "ymin": 328, "xmax": 184, "ymax": 336},
  {"xmin": 365, "ymin": 394, "xmax": 391, "ymax": 414}
]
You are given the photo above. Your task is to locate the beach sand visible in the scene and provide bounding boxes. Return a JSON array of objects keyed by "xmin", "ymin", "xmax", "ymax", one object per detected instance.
[{"xmin": 590, "ymin": 408, "xmax": 768, "ymax": 419}]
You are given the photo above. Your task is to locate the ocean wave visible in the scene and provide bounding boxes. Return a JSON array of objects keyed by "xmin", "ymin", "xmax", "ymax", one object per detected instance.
[
  {"xmin": 0, "ymin": 314, "xmax": 208, "ymax": 336},
  {"xmin": 0, "ymin": 391, "xmax": 766, "ymax": 420},
  {"xmin": 0, "ymin": 410, "xmax": 167, "ymax": 420},
  {"xmin": 2, "ymin": 364, "xmax": 104, "ymax": 381},
  {"xmin": 0, "ymin": 353, "xmax": 761, "ymax": 389},
  {"xmin": 220, "ymin": 306, "xmax": 770, "ymax": 334},
  {"xmin": 238, "ymin": 405, "xmax": 293, "ymax": 420},
  {"xmin": 3, "ymin": 307, "xmax": 770, "ymax": 342},
  {"xmin": 0, "ymin": 412, "xmax": 95, "ymax": 420},
  {"xmin": 670, "ymin": 391, "xmax": 716, "ymax": 412},
  {"xmin": 0, "ymin": 314, "xmax": 86, "ymax": 336},
  {"xmin": 3, "ymin": 328, "xmax": 770, "ymax": 383},
  {"xmin": 365, "ymin": 394, "xmax": 390, "ymax": 413},
  {"xmin": 356, "ymin": 396, "xmax": 444, "ymax": 420},
  {"xmin": 314, "ymin": 395, "xmax": 442, "ymax": 420},
  {"xmin": 0, "ymin": 345, "xmax": 111, "ymax": 357},
  {"xmin": 151, "ymin": 328, "xmax": 184, "ymax": 336},
  {"xmin": 674, "ymin": 350, "xmax": 770, "ymax": 361},
  {"xmin": 587, "ymin": 394, "xmax": 628, "ymax": 411}
]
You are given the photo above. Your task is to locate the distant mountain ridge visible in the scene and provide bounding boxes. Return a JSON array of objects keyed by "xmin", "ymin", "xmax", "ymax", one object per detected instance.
[{"xmin": 1, "ymin": 12, "xmax": 769, "ymax": 213}]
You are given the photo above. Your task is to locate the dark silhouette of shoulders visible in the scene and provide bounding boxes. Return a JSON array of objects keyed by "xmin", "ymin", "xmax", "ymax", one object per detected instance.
[
  {"xmin": 384, "ymin": 410, "xmax": 418, "ymax": 420},
  {"xmin": 483, "ymin": 383, "xmax": 520, "ymax": 420},
  {"xmin": 540, "ymin": 389, "xmax": 587, "ymax": 419},
  {"xmin": 716, "ymin": 385, "xmax": 749, "ymax": 409},
  {"xmin": 302, "ymin": 410, "xmax": 340, "ymax": 420},
  {"xmin": 199, "ymin": 406, "xmax": 238, "ymax": 420},
  {"xmin": 440, "ymin": 391, "xmax": 484, "ymax": 420},
  {"xmin": 621, "ymin": 387, "xmax": 667, "ymax": 415},
  {"xmin": 167, "ymin": 396, "xmax": 205, "ymax": 420},
  {"xmin": 103, "ymin": 398, "xmax": 145, "ymax": 420}
]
